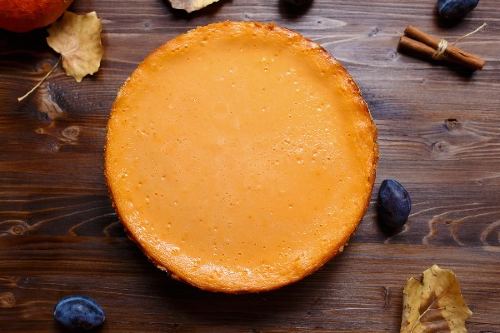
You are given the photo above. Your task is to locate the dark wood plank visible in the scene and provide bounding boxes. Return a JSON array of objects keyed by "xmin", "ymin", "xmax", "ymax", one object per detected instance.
[
  {"xmin": 1, "ymin": 238, "xmax": 499, "ymax": 332},
  {"xmin": 1, "ymin": 0, "xmax": 499, "ymax": 331}
]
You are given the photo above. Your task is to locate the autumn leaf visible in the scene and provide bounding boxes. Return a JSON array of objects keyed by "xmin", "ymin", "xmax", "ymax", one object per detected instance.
[
  {"xmin": 168, "ymin": 0, "xmax": 221, "ymax": 12},
  {"xmin": 400, "ymin": 265, "xmax": 472, "ymax": 333},
  {"xmin": 17, "ymin": 11, "xmax": 103, "ymax": 102},
  {"xmin": 47, "ymin": 11, "xmax": 103, "ymax": 82}
]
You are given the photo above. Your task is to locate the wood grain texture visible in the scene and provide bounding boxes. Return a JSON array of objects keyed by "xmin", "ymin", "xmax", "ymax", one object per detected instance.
[{"xmin": 1, "ymin": 0, "xmax": 499, "ymax": 331}]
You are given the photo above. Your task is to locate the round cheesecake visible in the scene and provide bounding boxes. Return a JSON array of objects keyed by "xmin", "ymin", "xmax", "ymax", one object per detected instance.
[{"xmin": 105, "ymin": 21, "xmax": 377, "ymax": 293}]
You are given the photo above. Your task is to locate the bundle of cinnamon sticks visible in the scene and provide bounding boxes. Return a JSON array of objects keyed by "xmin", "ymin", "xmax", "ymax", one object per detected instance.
[{"xmin": 398, "ymin": 25, "xmax": 485, "ymax": 71}]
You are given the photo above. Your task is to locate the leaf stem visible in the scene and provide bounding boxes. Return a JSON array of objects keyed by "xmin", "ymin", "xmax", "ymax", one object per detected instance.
[{"xmin": 17, "ymin": 57, "xmax": 61, "ymax": 102}]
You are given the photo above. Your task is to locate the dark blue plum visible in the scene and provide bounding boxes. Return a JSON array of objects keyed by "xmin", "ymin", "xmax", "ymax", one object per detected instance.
[
  {"xmin": 438, "ymin": 0, "xmax": 479, "ymax": 21},
  {"xmin": 378, "ymin": 179, "xmax": 411, "ymax": 229},
  {"xmin": 283, "ymin": 0, "xmax": 313, "ymax": 7},
  {"xmin": 54, "ymin": 295, "xmax": 105, "ymax": 331}
]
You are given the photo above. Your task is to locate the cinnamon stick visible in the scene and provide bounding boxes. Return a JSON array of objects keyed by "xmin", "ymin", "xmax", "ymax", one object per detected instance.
[
  {"xmin": 398, "ymin": 25, "xmax": 485, "ymax": 71},
  {"xmin": 398, "ymin": 36, "xmax": 440, "ymax": 61}
]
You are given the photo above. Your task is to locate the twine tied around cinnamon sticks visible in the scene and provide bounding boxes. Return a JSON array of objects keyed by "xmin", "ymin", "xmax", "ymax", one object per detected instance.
[
  {"xmin": 432, "ymin": 39, "xmax": 449, "ymax": 60},
  {"xmin": 398, "ymin": 24, "xmax": 487, "ymax": 71}
]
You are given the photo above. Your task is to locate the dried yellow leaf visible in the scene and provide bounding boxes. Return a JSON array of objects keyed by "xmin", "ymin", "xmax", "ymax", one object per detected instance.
[
  {"xmin": 169, "ymin": 0, "xmax": 221, "ymax": 12},
  {"xmin": 401, "ymin": 265, "xmax": 472, "ymax": 333},
  {"xmin": 47, "ymin": 11, "xmax": 103, "ymax": 82}
]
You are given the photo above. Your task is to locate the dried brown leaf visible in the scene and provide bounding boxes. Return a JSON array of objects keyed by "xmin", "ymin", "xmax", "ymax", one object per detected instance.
[
  {"xmin": 47, "ymin": 11, "xmax": 103, "ymax": 82},
  {"xmin": 401, "ymin": 265, "xmax": 472, "ymax": 333},
  {"xmin": 168, "ymin": 0, "xmax": 221, "ymax": 12}
]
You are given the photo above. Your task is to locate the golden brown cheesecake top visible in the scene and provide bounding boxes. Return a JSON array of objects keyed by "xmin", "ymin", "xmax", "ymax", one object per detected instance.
[{"xmin": 106, "ymin": 21, "xmax": 377, "ymax": 292}]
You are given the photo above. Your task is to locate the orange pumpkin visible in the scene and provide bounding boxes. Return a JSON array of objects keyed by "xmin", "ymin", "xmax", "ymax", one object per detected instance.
[{"xmin": 0, "ymin": 0, "xmax": 73, "ymax": 33}]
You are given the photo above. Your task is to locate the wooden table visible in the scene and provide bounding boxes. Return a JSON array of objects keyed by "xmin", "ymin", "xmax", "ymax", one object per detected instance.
[{"xmin": 1, "ymin": 1, "xmax": 499, "ymax": 332}]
